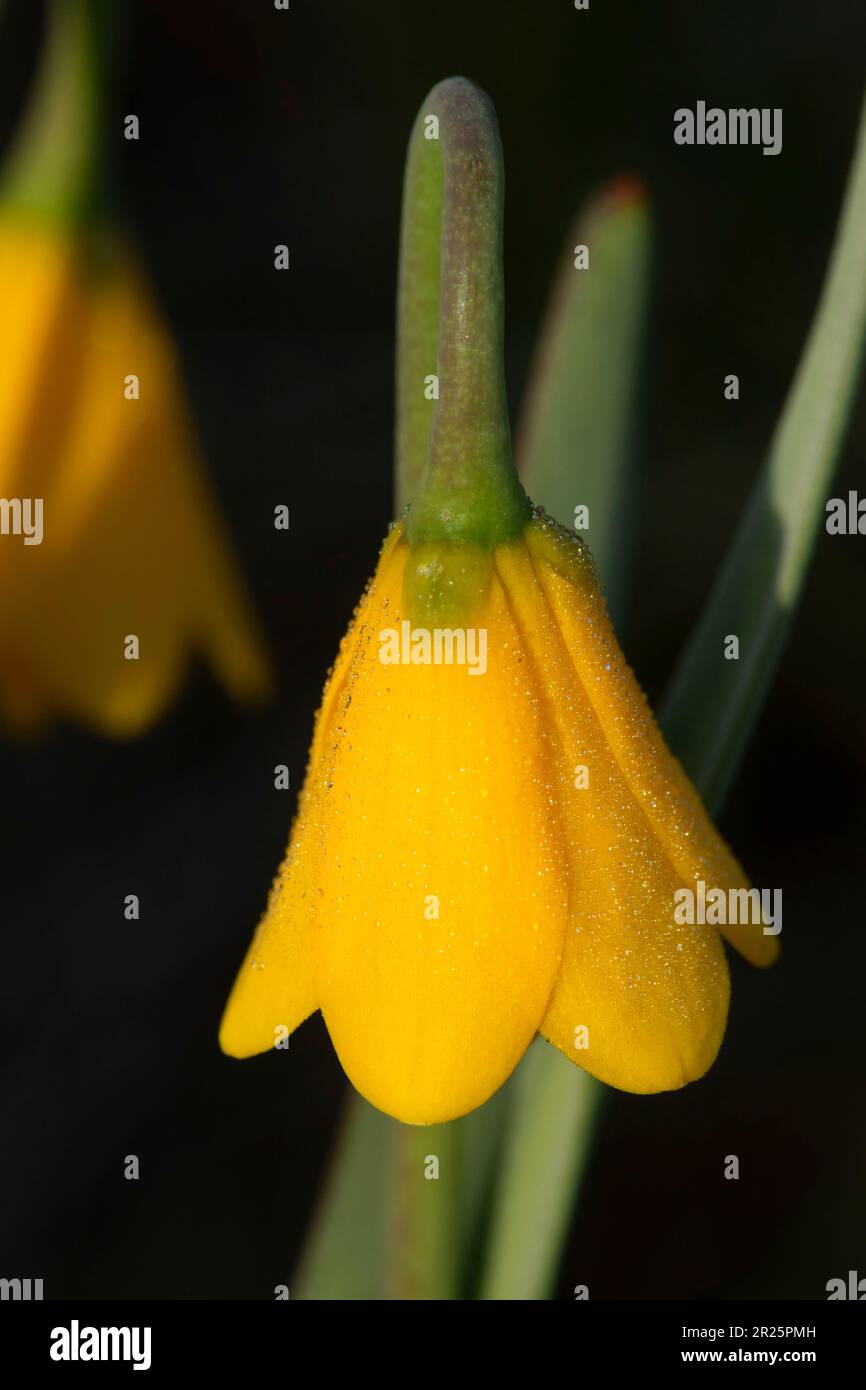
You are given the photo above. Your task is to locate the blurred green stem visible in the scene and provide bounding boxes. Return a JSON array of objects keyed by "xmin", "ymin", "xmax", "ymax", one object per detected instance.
[{"xmin": 0, "ymin": 0, "xmax": 109, "ymax": 223}]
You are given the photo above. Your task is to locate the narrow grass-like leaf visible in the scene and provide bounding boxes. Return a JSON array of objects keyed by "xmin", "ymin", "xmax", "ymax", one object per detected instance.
[
  {"xmin": 295, "ymin": 1087, "xmax": 508, "ymax": 1300},
  {"xmin": 292, "ymin": 1106, "xmax": 467, "ymax": 1302},
  {"xmin": 662, "ymin": 93, "xmax": 866, "ymax": 810},
  {"xmin": 385, "ymin": 1123, "xmax": 461, "ymax": 1299},
  {"xmin": 518, "ymin": 177, "xmax": 651, "ymax": 623},
  {"xmin": 479, "ymin": 1041, "xmax": 602, "ymax": 1300},
  {"xmin": 293, "ymin": 1099, "xmax": 390, "ymax": 1300}
]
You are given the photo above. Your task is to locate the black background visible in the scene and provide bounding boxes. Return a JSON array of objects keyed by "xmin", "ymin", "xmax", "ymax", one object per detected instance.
[{"xmin": 1, "ymin": 0, "xmax": 865, "ymax": 1299}]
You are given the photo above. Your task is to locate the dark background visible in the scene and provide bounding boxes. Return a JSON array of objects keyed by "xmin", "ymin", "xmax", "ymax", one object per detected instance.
[{"xmin": 1, "ymin": 0, "xmax": 865, "ymax": 1299}]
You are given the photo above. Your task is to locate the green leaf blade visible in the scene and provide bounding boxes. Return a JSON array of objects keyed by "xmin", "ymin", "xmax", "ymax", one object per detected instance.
[
  {"xmin": 518, "ymin": 175, "xmax": 652, "ymax": 625},
  {"xmin": 662, "ymin": 92, "xmax": 866, "ymax": 811}
]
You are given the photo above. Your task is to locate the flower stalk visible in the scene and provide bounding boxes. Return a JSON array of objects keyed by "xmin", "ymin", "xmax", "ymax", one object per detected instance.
[
  {"xmin": 0, "ymin": 0, "xmax": 111, "ymax": 226},
  {"xmin": 387, "ymin": 1124, "xmax": 461, "ymax": 1300},
  {"xmin": 398, "ymin": 78, "xmax": 529, "ymax": 547}
]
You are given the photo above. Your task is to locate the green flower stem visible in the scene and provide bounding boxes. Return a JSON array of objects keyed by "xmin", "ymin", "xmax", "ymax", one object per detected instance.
[
  {"xmin": 295, "ymin": 1107, "xmax": 461, "ymax": 1301},
  {"xmin": 661, "ymin": 88, "xmax": 866, "ymax": 809},
  {"xmin": 394, "ymin": 94, "xmax": 442, "ymax": 512},
  {"xmin": 294, "ymin": 1091, "xmax": 503, "ymax": 1300},
  {"xmin": 402, "ymin": 77, "xmax": 530, "ymax": 546},
  {"xmin": 293, "ymin": 1101, "xmax": 391, "ymax": 1300},
  {"xmin": 0, "ymin": 0, "xmax": 109, "ymax": 224},
  {"xmin": 479, "ymin": 1042, "xmax": 602, "ymax": 1300},
  {"xmin": 386, "ymin": 1123, "xmax": 461, "ymax": 1300}
]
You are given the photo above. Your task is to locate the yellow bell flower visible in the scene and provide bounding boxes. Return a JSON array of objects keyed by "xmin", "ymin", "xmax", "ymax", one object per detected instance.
[
  {"xmin": 0, "ymin": 0, "xmax": 270, "ymax": 734},
  {"xmin": 220, "ymin": 510, "xmax": 777, "ymax": 1123},
  {"xmin": 0, "ymin": 222, "xmax": 271, "ymax": 735},
  {"xmin": 220, "ymin": 75, "xmax": 776, "ymax": 1124}
]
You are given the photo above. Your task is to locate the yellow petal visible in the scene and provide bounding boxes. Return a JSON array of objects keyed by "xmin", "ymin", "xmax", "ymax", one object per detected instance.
[
  {"xmin": 525, "ymin": 515, "xmax": 778, "ymax": 969},
  {"xmin": 0, "ymin": 222, "xmax": 84, "ymax": 501},
  {"xmin": 1, "ymin": 233, "xmax": 271, "ymax": 735},
  {"xmin": 219, "ymin": 527, "xmax": 405, "ymax": 1057},
  {"xmin": 312, "ymin": 525, "xmax": 569, "ymax": 1124},
  {"xmin": 12, "ymin": 274, "xmax": 186, "ymax": 732},
  {"xmin": 218, "ymin": 802, "xmax": 321, "ymax": 1059},
  {"xmin": 496, "ymin": 527, "xmax": 730, "ymax": 1093}
]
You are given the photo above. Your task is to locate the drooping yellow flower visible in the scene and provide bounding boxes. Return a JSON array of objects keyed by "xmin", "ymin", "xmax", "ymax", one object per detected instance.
[
  {"xmin": 0, "ymin": 222, "xmax": 271, "ymax": 735},
  {"xmin": 0, "ymin": 0, "xmax": 270, "ymax": 734},
  {"xmin": 221, "ymin": 74, "xmax": 776, "ymax": 1124},
  {"xmin": 220, "ymin": 511, "xmax": 777, "ymax": 1123}
]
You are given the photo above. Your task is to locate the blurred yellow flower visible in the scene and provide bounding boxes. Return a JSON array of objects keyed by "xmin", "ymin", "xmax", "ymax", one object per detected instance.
[
  {"xmin": 0, "ymin": 220, "xmax": 271, "ymax": 735},
  {"xmin": 0, "ymin": 0, "xmax": 270, "ymax": 734},
  {"xmin": 220, "ymin": 510, "xmax": 777, "ymax": 1124}
]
